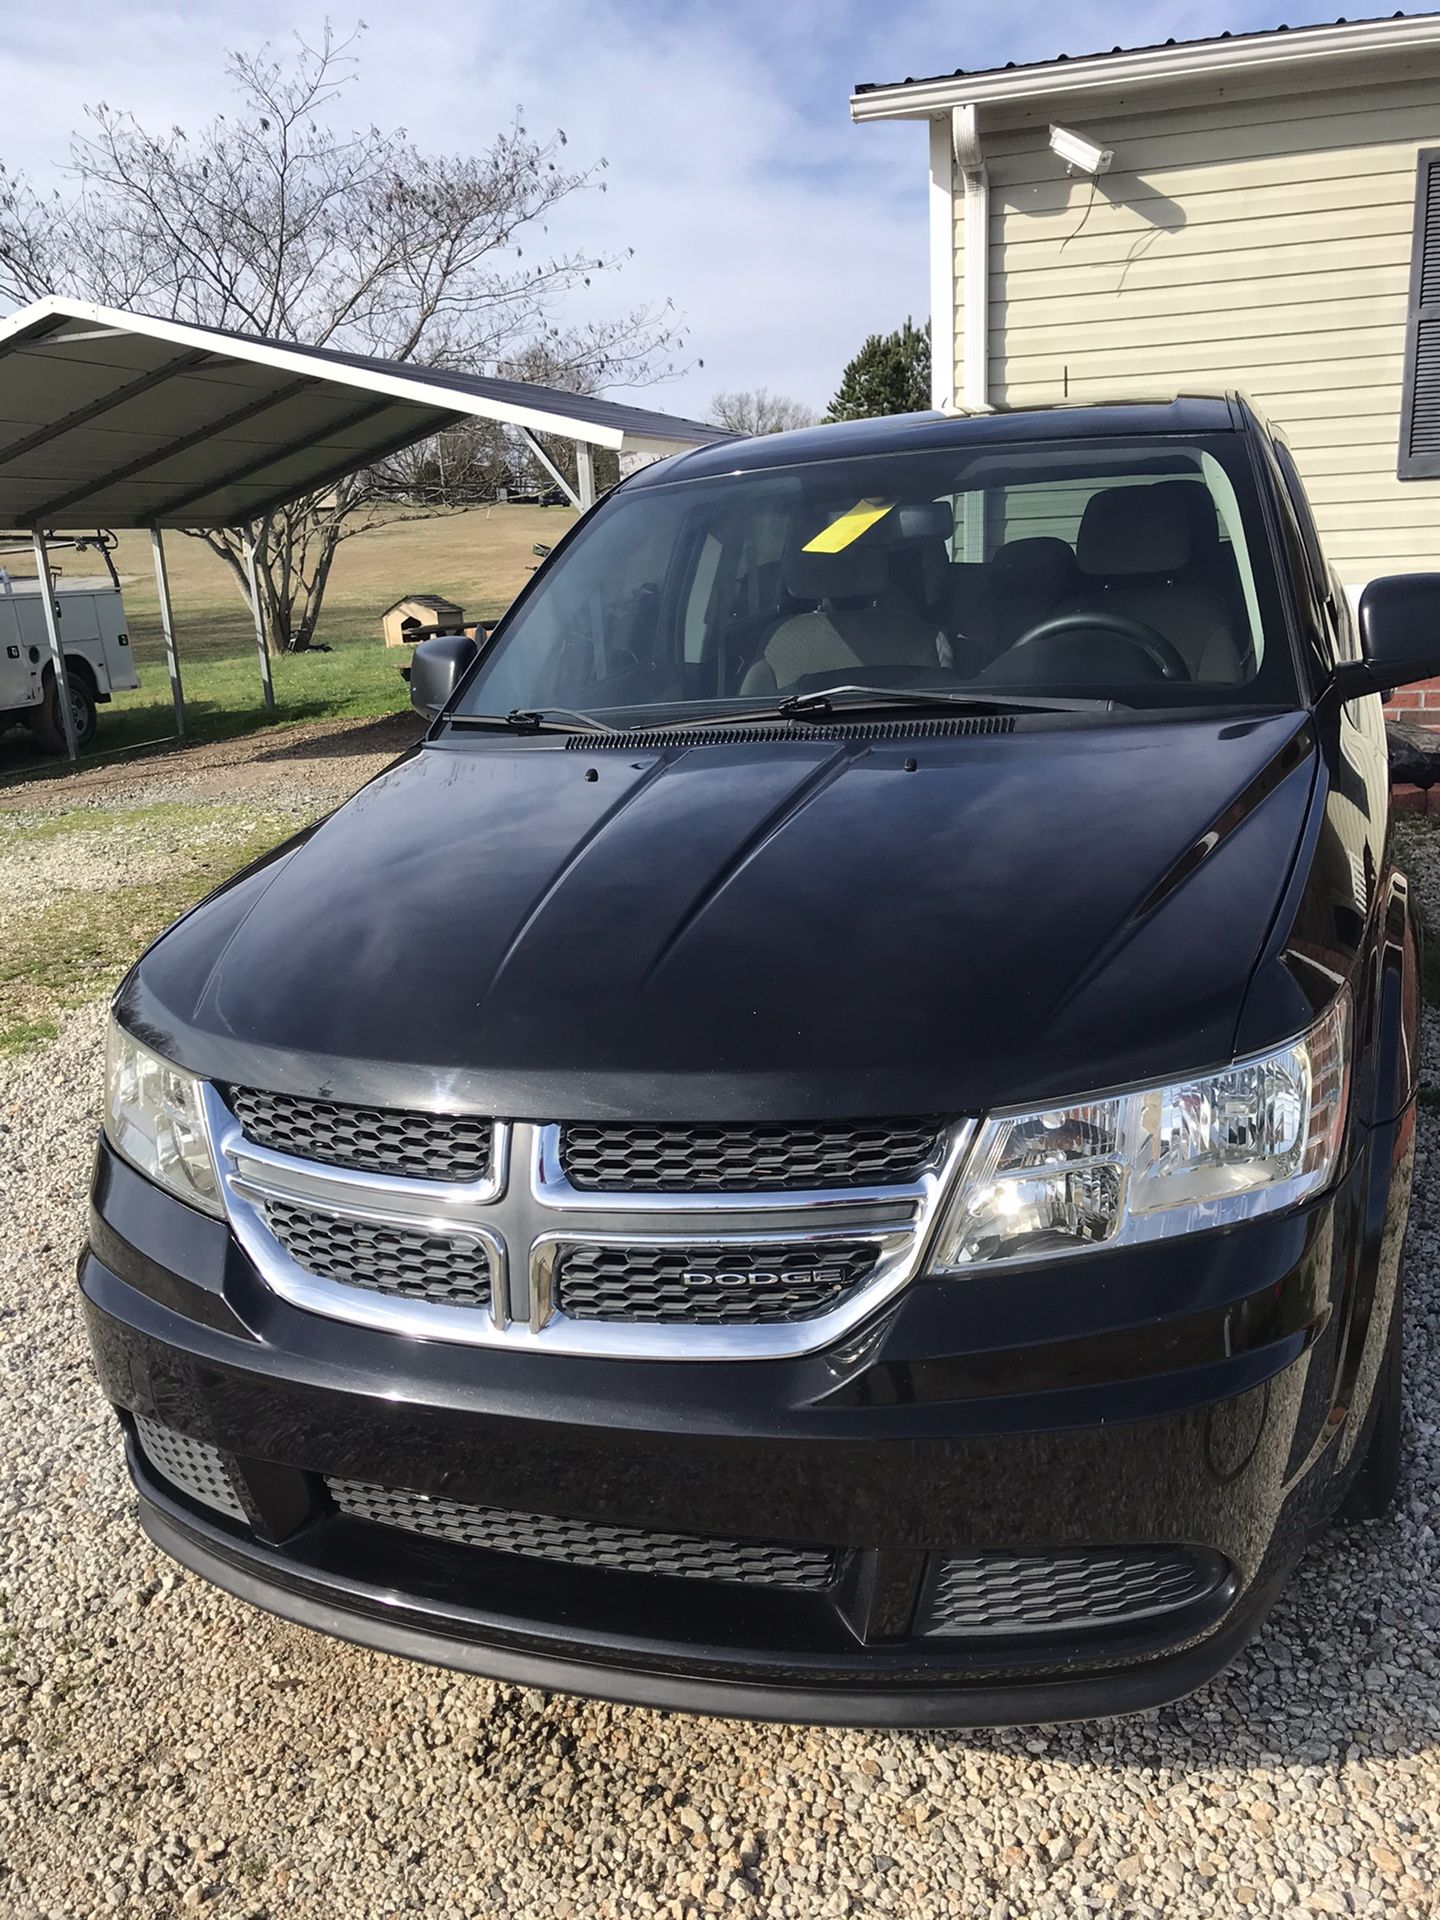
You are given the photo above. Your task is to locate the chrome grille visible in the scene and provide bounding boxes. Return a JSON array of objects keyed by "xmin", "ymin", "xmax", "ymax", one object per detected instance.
[
  {"xmin": 918, "ymin": 1548, "xmax": 1227, "ymax": 1639},
  {"xmin": 554, "ymin": 1240, "xmax": 877, "ymax": 1324},
  {"xmin": 559, "ymin": 1120, "xmax": 941, "ymax": 1192},
  {"xmin": 227, "ymin": 1085, "xmax": 492, "ymax": 1183},
  {"xmin": 209, "ymin": 1081, "xmax": 972, "ymax": 1362},
  {"xmin": 134, "ymin": 1416, "xmax": 248, "ymax": 1522},
  {"xmin": 327, "ymin": 1478, "xmax": 838, "ymax": 1588},
  {"xmin": 263, "ymin": 1201, "xmax": 492, "ymax": 1309}
]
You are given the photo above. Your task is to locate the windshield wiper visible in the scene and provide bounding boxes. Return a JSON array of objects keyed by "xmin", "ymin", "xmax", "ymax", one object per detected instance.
[
  {"xmin": 663, "ymin": 685, "xmax": 1118, "ymax": 730},
  {"xmin": 448, "ymin": 686, "xmax": 1115, "ymax": 740},
  {"xmin": 447, "ymin": 707, "xmax": 617, "ymax": 736}
]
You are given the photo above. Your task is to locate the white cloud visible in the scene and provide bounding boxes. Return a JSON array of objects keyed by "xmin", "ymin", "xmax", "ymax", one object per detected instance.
[{"xmin": 0, "ymin": 0, "xmax": 1390, "ymax": 420}]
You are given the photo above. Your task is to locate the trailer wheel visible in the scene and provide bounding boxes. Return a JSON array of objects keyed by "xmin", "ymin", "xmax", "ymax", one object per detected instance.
[{"xmin": 29, "ymin": 666, "xmax": 98, "ymax": 754}]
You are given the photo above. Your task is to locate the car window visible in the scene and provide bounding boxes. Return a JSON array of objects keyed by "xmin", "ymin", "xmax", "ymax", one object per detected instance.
[
  {"xmin": 459, "ymin": 433, "xmax": 1298, "ymax": 724},
  {"xmin": 1272, "ymin": 441, "xmax": 1329, "ymax": 608},
  {"xmin": 1258, "ymin": 437, "xmax": 1336, "ymax": 682}
]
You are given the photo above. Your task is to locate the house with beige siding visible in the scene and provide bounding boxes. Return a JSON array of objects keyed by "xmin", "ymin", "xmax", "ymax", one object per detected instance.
[{"xmin": 851, "ymin": 13, "xmax": 1440, "ymax": 605}]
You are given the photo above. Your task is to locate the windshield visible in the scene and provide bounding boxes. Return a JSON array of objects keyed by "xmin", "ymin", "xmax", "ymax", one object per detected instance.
[{"xmin": 456, "ymin": 433, "xmax": 1297, "ymax": 724}]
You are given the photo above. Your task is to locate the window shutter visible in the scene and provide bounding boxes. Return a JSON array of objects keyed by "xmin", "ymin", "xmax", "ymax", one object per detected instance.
[{"xmin": 1399, "ymin": 148, "xmax": 1440, "ymax": 479}]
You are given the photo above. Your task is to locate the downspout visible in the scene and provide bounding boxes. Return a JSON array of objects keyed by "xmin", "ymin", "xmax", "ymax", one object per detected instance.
[
  {"xmin": 927, "ymin": 114, "xmax": 957, "ymax": 412},
  {"xmin": 953, "ymin": 103, "xmax": 991, "ymax": 413}
]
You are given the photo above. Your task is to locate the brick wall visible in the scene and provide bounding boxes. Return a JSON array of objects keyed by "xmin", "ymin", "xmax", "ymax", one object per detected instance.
[{"xmin": 1384, "ymin": 677, "xmax": 1440, "ymax": 728}]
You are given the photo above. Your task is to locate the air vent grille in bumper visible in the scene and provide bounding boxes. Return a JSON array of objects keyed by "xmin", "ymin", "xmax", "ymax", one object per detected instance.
[
  {"xmin": 558, "ymin": 1119, "xmax": 942, "ymax": 1192},
  {"xmin": 917, "ymin": 1547, "xmax": 1228, "ymax": 1639},
  {"xmin": 327, "ymin": 1478, "xmax": 840, "ymax": 1589},
  {"xmin": 554, "ymin": 1240, "xmax": 877, "ymax": 1324},
  {"xmin": 134, "ymin": 1416, "xmax": 248, "ymax": 1522},
  {"xmin": 226, "ymin": 1085, "xmax": 492, "ymax": 1183},
  {"xmin": 263, "ymin": 1201, "xmax": 492, "ymax": 1309}
]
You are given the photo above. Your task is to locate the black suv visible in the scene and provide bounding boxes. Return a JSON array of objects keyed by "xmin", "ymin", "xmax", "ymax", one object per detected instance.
[{"xmin": 84, "ymin": 398, "xmax": 1424, "ymax": 1726}]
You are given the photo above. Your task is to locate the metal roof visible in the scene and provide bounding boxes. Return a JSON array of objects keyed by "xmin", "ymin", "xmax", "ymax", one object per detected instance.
[
  {"xmin": 0, "ymin": 296, "xmax": 728, "ymax": 531},
  {"xmin": 853, "ymin": 10, "xmax": 1440, "ymax": 112}
]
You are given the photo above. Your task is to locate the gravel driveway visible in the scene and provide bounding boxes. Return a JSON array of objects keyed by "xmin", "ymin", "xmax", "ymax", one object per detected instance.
[{"xmin": 2, "ymin": 735, "xmax": 1437, "ymax": 1919}]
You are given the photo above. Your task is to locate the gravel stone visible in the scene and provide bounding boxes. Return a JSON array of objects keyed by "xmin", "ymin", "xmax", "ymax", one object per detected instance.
[{"xmin": 1, "ymin": 735, "xmax": 1437, "ymax": 1917}]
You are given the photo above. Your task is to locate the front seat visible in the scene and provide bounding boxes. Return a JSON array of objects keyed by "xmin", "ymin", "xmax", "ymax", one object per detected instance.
[
  {"xmin": 1153, "ymin": 479, "xmax": 1254, "ymax": 673},
  {"xmin": 985, "ymin": 536, "xmax": 1082, "ymax": 652},
  {"xmin": 1063, "ymin": 484, "xmax": 1245, "ymax": 683},
  {"xmin": 741, "ymin": 544, "xmax": 943, "ymax": 696}
]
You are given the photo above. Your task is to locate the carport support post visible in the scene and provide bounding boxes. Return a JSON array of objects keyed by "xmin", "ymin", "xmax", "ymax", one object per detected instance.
[
  {"xmin": 243, "ymin": 536, "xmax": 275, "ymax": 710},
  {"xmin": 576, "ymin": 441, "xmax": 596, "ymax": 511},
  {"xmin": 30, "ymin": 529, "xmax": 78, "ymax": 760},
  {"xmin": 516, "ymin": 427, "xmax": 581, "ymax": 510},
  {"xmin": 149, "ymin": 527, "xmax": 185, "ymax": 740}
]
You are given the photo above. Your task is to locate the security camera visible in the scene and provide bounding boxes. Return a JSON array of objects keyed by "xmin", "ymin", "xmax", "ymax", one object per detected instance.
[{"xmin": 1049, "ymin": 124, "xmax": 1113, "ymax": 176}]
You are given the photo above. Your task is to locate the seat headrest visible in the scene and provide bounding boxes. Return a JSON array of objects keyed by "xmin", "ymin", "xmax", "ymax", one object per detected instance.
[
  {"xmin": 1076, "ymin": 484, "xmax": 1191, "ymax": 577},
  {"xmin": 784, "ymin": 543, "xmax": 889, "ymax": 603},
  {"xmin": 1154, "ymin": 479, "xmax": 1220, "ymax": 554},
  {"xmin": 990, "ymin": 536, "xmax": 1080, "ymax": 596}
]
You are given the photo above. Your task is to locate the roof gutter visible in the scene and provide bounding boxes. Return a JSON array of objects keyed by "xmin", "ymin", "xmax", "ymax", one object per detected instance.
[{"xmin": 850, "ymin": 14, "xmax": 1440, "ymax": 121}]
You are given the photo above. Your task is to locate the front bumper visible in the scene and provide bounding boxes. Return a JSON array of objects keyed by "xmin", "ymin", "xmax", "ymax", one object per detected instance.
[
  {"xmin": 83, "ymin": 1139, "xmax": 1359, "ymax": 1726},
  {"xmin": 136, "ymin": 1486, "xmax": 1295, "ymax": 1728}
]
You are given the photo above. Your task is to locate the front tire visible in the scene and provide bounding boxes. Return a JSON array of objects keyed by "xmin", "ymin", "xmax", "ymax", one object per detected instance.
[
  {"xmin": 1338, "ymin": 1278, "xmax": 1404, "ymax": 1523},
  {"xmin": 28, "ymin": 668, "xmax": 98, "ymax": 754}
]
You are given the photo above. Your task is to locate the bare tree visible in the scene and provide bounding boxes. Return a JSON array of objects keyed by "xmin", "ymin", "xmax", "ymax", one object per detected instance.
[
  {"xmin": 373, "ymin": 341, "xmax": 621, "ymax": 508},
  {"xmin": 0, "ymin": 25, "xmax": 688, "ymax": 650},
  {"xmin": 710, "ymin": 389, "xmax": 817, "ymax": 436},
  {"xmin": 380, "ymin": 421, "xmax": 515, "ymax": 509}
]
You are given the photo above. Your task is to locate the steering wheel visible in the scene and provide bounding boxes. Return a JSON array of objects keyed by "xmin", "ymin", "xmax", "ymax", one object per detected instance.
[{"xmin": 1006, "ymin": 610, "xmax": 1190, "ymax": 681}]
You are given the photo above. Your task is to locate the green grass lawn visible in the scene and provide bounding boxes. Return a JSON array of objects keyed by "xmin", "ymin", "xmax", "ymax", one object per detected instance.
[
  {"xmin": 0, "ymin": 799, "xmax": 326, "ymax": 1054},
  {"xmin": 0, "ymin": 503, "xmax": 575, "ymax": 777},
  {"xmin": 96, "ymin": 632, "xmax": 411, "ymax": 758}
]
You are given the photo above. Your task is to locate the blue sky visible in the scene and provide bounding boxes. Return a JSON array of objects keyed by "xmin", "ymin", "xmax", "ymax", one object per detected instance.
[{"xmin": 0, "ymin": 1, "xmax": 1417, "ymax": 418}]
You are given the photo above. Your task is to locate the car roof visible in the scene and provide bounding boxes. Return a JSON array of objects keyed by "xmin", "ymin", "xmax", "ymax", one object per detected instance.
[{"xmin": 627, "ymin": 394, "xmax": 1242, "ymax": 488}]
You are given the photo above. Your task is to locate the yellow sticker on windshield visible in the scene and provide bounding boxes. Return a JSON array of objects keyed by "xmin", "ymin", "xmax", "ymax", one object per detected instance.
[{"xmin": 802, "ymin": 499, "xmax": 895, "ymax": 553}]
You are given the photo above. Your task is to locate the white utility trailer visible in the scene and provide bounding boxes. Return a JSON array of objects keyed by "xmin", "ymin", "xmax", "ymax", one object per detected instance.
[{"xmin": 0, "ymin": 544, "xmax": 139, "ymax": 753}]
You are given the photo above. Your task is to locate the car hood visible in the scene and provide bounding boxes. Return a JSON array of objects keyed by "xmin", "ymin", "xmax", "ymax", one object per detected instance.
[{"xmin": 123, "ymin": 713, "xmax": 1317, "ymax": 1121}]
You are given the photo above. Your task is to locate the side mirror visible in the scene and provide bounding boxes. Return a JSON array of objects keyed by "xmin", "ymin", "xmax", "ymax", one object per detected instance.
[
  {"xmin": 410, "ymin": 633, "xmax": 477, "ymax": 719},
  {"xmin": 1339, "ymin": 574, "xmax": 1440, "ymax": 699}
]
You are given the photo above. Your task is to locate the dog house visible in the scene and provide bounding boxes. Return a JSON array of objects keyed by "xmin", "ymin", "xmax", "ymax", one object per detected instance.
[{"xmin": 381, "ymin": 594, "xmax": 465, "ymax": 649}]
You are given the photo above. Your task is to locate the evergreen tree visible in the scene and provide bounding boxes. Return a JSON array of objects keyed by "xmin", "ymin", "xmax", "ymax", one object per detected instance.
[{"xmin": 824, "ymin": 319, "xmax": 931, "ymax": 422}]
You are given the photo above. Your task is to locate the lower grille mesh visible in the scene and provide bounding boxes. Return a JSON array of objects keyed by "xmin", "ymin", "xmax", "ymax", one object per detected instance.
[
  {"xmin": 555, "ymin": 1240, "xmax": 878, "ymax": 1324},
  {"xmin": 918, "ymin": 1547, "xmax": 1226, "ymax": 1638},
  {"xmin": 263, "ymin": 1201, "xmax": 492, "ymax": 1309},
  {"xmin": 327, "ymin": 1479, "xmax": 839, "ymax": 1589},
  {"xmin": 134, "ymin": 1417, "xmax": 248, "ymax": 1522}
]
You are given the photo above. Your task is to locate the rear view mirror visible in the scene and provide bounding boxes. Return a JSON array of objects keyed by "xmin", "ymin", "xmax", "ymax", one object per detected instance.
[
  {"xmin": 410, "ymin": 633, "xmax": 477, "ymax": 720},
  {"xmin": 1339, "ymin": 574, "xmax": 1440, "ymax": 698},
  {"xmin": 892, "ymin": 501, "xmax": 954, "ymax": 541}
]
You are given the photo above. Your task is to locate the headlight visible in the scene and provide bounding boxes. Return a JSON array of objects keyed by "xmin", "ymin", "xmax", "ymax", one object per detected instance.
[
  {"xmin": 104, "ymin": 1018, "xmax": 222, "ymax": 1216},
  {"xmin": 933, "ymin": 995, "xmax": 1350, "ymax": 1270}
]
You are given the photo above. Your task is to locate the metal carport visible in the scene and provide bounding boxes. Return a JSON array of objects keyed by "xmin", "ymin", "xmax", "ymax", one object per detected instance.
[{"xmin": 0, "ymin": 296, "xmax": 729, "ymax": 758}]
